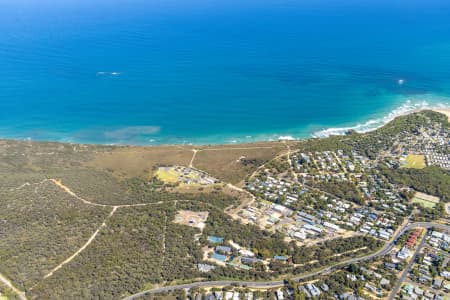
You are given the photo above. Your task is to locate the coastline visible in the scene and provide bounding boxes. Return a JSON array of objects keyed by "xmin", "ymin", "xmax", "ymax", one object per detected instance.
[
  {"xmin": 0, "ymin": 101, "xmax": 450, "ymax": 147},
  {"xmin": 1, "ymin": 106, "xmax": 449, "ymax": 148},
  {"xmin": 311, "ymin": 101, "xmax": 450, "ymax": 139}
]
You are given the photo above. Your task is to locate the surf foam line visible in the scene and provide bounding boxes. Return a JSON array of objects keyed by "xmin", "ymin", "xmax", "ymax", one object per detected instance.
[{"xmin": 312, "ymin": 99, "xmax": 450, "ymax": 138}]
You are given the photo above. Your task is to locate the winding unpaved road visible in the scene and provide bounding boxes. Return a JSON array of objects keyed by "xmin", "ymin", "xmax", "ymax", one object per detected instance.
[
  {"xmin": 50, "ymin": 179, "xmax": 108, "ymax": 207},
  {"xmin": 41, "ymin": 206, "xmax": 118, "ymax": 281},
  {"xmin": 189, "ymin": 149, "xmax": 198, "ymax": 168}
]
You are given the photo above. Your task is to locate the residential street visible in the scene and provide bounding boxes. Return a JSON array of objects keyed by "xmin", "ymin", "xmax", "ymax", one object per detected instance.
[{"xmin": 388, "ymin": 231, "xmax": 427, "ymax": 300}]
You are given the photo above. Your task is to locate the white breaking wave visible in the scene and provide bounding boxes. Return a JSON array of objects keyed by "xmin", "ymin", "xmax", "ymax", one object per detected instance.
[
  {"xmin": 96, "ymin": 71, "xmax": 122, "ymax": 76},
  {"xmin": 278, "ymin": 135, "xmax": 295, "ymax": 141},
  {"xmin": 312, "ymin": 97, "xmax": 450, "ymax": 138}
]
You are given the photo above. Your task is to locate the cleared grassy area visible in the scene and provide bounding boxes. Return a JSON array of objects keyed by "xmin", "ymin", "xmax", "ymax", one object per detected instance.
[
  {"xmin": 194, "ymin": 144, "xmax": 285, "ymax": 184},
  {"xmin": 411, "ymin": 198, "xmax": 436, "ymax": 208},
  {"xmin": 411, "ymin": 192, "xmax": 440, "ymax": 209},
  {"xmin": 85, "ymin": 146, "xmax": 193, "ymax": 179},
  {"xmin": 403, "ymin": 154, "xmax": 426, "ymax": 169},
  {"xmin": 154, "ymin": 168, "xmax": 179, "ymax": 183}
]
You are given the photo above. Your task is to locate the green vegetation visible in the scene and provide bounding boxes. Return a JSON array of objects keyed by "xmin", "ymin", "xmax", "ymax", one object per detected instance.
[
  {"xmin": 0, "ymin": 287, "xmax": 20, "ymax": 300},
  {"xmin": 380, "ymin": 165, "xmax": 450, "ymax": 202},
  {"xmin": 297, "ymin": 135, "xmax": 352, "ymax": 153},
  {"xmin": 0, "ymin": 181, "xmax": 110, "ymax": 290},
  {"xmin": 32, "ymin": 204, "xmax": 171, "ymax": 299},
  {"xmin": 412, "ymin": 202, "xmax": 446, "ymax": 221},
  {"xmin": 310, "ymin": 180, "xmax": 365, "ymax": 205}
]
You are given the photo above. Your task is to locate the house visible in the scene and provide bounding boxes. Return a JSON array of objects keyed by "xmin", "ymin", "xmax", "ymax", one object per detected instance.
[
  {"xmin": 239, "ymin": 249, "xmax": 255, "ymax": 257},
  {"xmin": 433, "ymin": 279, "xmax": 443, "ymax": 288},
  {"xmin": 347, "ymin": 274, "xmax": 357, "ymax": 281},
  {"xmin": 275, "ymin": 290, "xmax": 284, "ymax": 300},
  {"xmin": 197, "ymin": 264, "xmax": 216, "ymax": 272},
  {"xmin": 339, "ymin": 292, "xmax": 353, "ymax": 300},
  {"xmin": 241, "ymin": 257, "xmax": 259, "ymax": 265},
  {"xmin": 292, "ymin": 230, "xmax": 307, "ymax": 240},
  {"xmin": 365, "ymin": 283, "xmax": 382, "ymax": 296},
  {"xmin": 384, "ymin": 262, "xmax": 397, "ymax": 270},
  {"xmin": 297, "ymin": 211, "xmax": 316, "ymax": 224},
  {"xmin": 321, "ymin": 283, "xmax": 329, "ymax": 292},
  {"xmin": 380, "ymin": 278, "xmax": 390, "ymax": 286},
  {"xmin": 402, "ymin": 284, "xmax": 414, "ymax": 296},
  {"xmin": 444, "ymin": 282, "xmax": 450, "ymax": 291},
  {"xmin": 303, "ymin": 224, "xmax": 323, "ymax": 233},
  {"xmin": 298, "ymin": 286, "xmax": 311, "ymax": 298},
  {"xmin": 214, "ymin": 292, "xmax": 223, "ymax": 300},
  {"xmin": 414, "ymin": 286, "xmax": 423, "ymax": 296},
  {"xmin": 205, "ymin": 294, "xmax": 215, "ymax": 300},
  {"xmin": 323, "ymin": 221, "xmax": 340, "ymax": 231},
  {"xmin": 441, "ymin": 271, "xmax": 450, "ymax": 278},
  {"xmin": 397, "ymin": 246, "xmax": 411, "ymax": 260},
  {"xmin": 273, "ymin": 255, "xmax": 289, "ymax": 262},
  {"xmin": 306, "ymin": 283, "xmax": 321, "ymax": 297},
  {"xmin": 273, "ymin": 204, "xmax": 293, "ymax": 216},
  {"xmin": 418, "ymin": 275, "xmax": 432, "ymax": 284},
  {"xmin": 424, "ymin": 291, "xmax": 435, "ymax": 300},
  {"xmin": 216, "ymin": 246, "xmax": 232, "ymax": 254}
]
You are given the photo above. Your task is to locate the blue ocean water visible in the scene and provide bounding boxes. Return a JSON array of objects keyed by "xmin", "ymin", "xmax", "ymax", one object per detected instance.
[{"xmin": 1, "ymin": 0, "xmax": 450, "ymax": 145}]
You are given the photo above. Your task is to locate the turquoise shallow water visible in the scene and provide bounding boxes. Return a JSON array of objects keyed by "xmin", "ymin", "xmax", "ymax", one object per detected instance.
[{"xmin": 1, "ymin": 0, "xmax": 450, "ymax": 145}]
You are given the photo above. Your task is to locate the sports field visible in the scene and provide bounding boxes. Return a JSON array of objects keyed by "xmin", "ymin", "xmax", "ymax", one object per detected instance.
[{"xmin": 403, "ymin": 154, "xmax": 426, "ymax": 169}]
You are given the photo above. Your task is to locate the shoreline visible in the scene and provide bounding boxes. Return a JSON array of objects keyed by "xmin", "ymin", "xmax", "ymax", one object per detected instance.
[
  {"xmin": 1, "ymin": 106, "xmax": 449, "ymax": 148},
  {"xmin": 311, "ymin": 103, "xmax": 450, "ymax": 139},
  {"xmin": 431, "ymin": 108, "xmax": 450, "ymax": 121}
]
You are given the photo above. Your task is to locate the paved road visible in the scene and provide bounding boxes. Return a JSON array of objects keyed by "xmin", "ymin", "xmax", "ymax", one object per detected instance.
[
  {"xmin": 388, "ymin": 231, "xmax": 428, "ymax": 300},
  {"xmin": 123, "ymin": 222, "xmax": 450, "ymax": 300}
]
